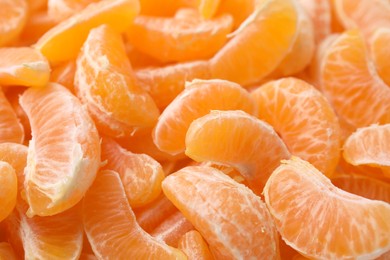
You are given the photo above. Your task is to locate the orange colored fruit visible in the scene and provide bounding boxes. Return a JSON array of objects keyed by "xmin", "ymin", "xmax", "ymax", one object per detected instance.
[
  {"xmin": 101, "ymin": 136, "xmax": 164, "ymax": 208},
  {"xmin": 185, "ymin": 110, "xmax": 290, "ymax": 194},
  {"xmin": 47, "ymin": 0, "xmax": 100, "ymax": 22},
  {"xmin": 343, "ymin": 124, "xmax": 390, "ymax": 172},
  {"xmin": 178, "ymin": 230, "xmax": 214, "ymax": 260},
  {"xmin": 198, "ymin": 0, "xmax": 220, "ymax": 19},
  {"xmin": 264, "ymin": 157, "xmax": 390, "ymax": 259},
  {"xmin": 83, "ymin": 170, "xmax": 186, "ymax": 259},
  {"xmin": 34, "ymin": 0, "xmax": 140, "ymax": 64},
  {"xmin": 19, "ymin": 83, "xmax": 101, "ymax": 216},
  {"xmin": 75, "ymin": 24, "xmax": 160, "ymax": 137},
  {"xmin": 333, "ymin": 0, "xmax": 390, "ymax": 39},
  {"xmin": 210, "ymin": 0, "xmax": 300, "ymax": 86},
  {"xmin": 0, "ymin": 88, "xmax": 24, "ymax": 143},
  {"xmin": 215, "ymin": 0, "xmax": 256, "ymax": 28},
  {"xmin": 0, "ymin": 242, "xmax": 17, "ymax": 260},
  {"xmin": 162, "ymin": 165, "xmax": 280, "ymax": 259},
  {"xmin": 50, "ymin": 60, "xmax": 76, "ymax": 92},
  {"xmin": 0, "ymin": 47, "xmax": 50, "ymax": 87},
  {"xmin": 0, "ymin": 161, "xmax": 17, "ymax": 222},
  {"xmin": 0, "ymin": 0, "xmax": 28, "ymax": 47},
  {"xmin": 251, "ymin": 77, "xmax": 340, "ymax": 177},
  {"xmin": 370, "ymin": 27, "xmax": 390, "ymax": 87},
  {"xmin": 139, "ymin": 0, "xmax": 196, "ymax": 17},
  {"xmin": 126, "ymin": 8, "xmax": 233, "ymax": 62},
  {"xmin": 332, "ymin": 173, "xmax": 390, "ymax": 203},
  {"xmin": 318, "ymin": 29, "xmax": 390, "ymax": 128},
  {"xmin": 153, "ymin": 79, "xmax": 257, "ymax": 156}
]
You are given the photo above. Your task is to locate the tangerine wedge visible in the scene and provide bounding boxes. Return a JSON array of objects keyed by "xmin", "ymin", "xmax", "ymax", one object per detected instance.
[
  {"xmin": 75, "ymin": 24, "xmax": 159, "ymax": 137},
  {"xmin": 264, "ymin": 157, "xmax": 390, "ymax": 259},
  {"xmin": 0, "ymin": 242, "xmax": 17, "ymax": 260},
  {"xmin": 19, "ymin": 83, "xmax": 101, "ymax": 216},
  {"xmin": 210, "ymin": 0, "xmax": 300, "ymax": 86},
  {"xmin": 126, "ymin": 8, "xmax": 233, "ymax": 62},
  {"xmin": 0, "ymin": 88, "xmax": 24, "ymax": 144},
  {"xmin": 185, "ymin": 110, "xmax": 290, "ymax": 194},
  {"xmin": 198, "ymin": 0, "xmax": 221, "ymax": 19},
  {"xmin": 0, "ymin": 161, "xmax": 17, "ymax": 222},
  {"xmin": 162, "ymin": 165, "xmax": 280, "ymax": 259},
  {"xmin": 83, "ymin": 170, "xmax": 186, "ymax": 259},
  {"xmin": 251, "ymin": 77, "xmax": 340, "ymax": 177},
  {"xmin": 47, "ymin": 0, "xmax": 100, "ymax": 22},
  {"xmin": 318, "ymin": 29, "xmax": 390, "ymax": 128},
  {"xmin": 370, "ymin": 27, "xmax": 390, "ymax": 87},
  {"xmin": 178, "ymin": 230, "xmax": 214, "ymax": 260},
  {"xmin": 34, "ymin": 0, "xmax": 140, "ymax": 64},
  {"xmin": 101, "ymin": 136, "xmax": 164, "ymax": 208},
  {"xmin": 153, "ymin": 79, "xmax": 257, "ymax": 156},
  {"xmin": 0, "ymin": 47, "xmax": 50, "ymax": 87},
  {"xmin": 0, "ymin": 0, "xmax": 28, "ymax": 47}
]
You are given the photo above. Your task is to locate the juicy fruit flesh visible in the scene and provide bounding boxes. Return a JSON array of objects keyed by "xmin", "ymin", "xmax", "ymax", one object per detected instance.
[{"xmin": 1, "ymin": 0, "xmax": 389, "ymax": 258}]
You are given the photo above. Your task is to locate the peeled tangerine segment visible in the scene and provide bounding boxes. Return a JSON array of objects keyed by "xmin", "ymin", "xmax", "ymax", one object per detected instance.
[
  {"xmin": 264, "ymin": 157, "xmax": 390, "ymax": 259},
  {"xmin": 83, "ymin": 170, "xmax": 186, "ymax": 259},
  {"xmin": 0, "ymin": 47, "xmax": 50, "ymax": 87},
  {"xmin": 75, "ymin": 24, "xmax": 159, "ymax": 137},
  {"xmin": 0, "ymin": 88, "xmax": 24, "ymax": 144},
  {"xmin": 0, "ymin": 161, "xmax": 17, "ymax": 222},
  {"xmin": 251, "ymin": 77, "xmax": 340, "ymax": 177},
  {"xmin": 34, "ymin": 0, "xmax": 140, "ymax": 64},
  {"xmin": 101, "ymin": 136, "xmax": 164, "ymax": 208},
  {"xmin": 319, "ymin": 29, "xmax": 390, "ymax": 128},
  {"xmin": 178, "ymin": 230, "xmax": 213, "ymax": 260},
  {"xmin": 162, "ymin": 166, "xmax": 280, "ymax": 259},
  {"xmin": 370, "ymin": 27, "xmax": 390, "ymax": 87},
  {"xmin": 126, "ymin": 8, "xmax": 233, "ymax": 62},
  {"xmin": 210, "ymin": 0, "xmax": 299, "ymax": 86},
  {"xmin": 19, "ymin": 83, "xmax": 101, "ymax": 217},
  {"xmin": 153, "ymin": 79, "xmax": 257, "ymax": 156},
  {"xmin": 0, "ymin": 0, "xmax": 28, "ymax": 47},
  {"xmin": 185, "ymin": 110, "xmax": 290, "ymax": 194}
]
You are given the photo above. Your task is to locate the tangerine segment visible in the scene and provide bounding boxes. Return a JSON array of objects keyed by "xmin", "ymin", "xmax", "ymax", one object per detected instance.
[
  {"xmin": 0, "ymin": 142, "xmax": 27, "ymax": 192},
  {"xmin": 343, "ymin": 124, "xmax": 390, "ymax": 169},
  {"xmin": 19, "ymin": 83, "xmax": 101, "ymax": 217},
  {"xmin": 263, "ymin": 157, "xmax": 390, "ymax": 259},
  {"xmin": 162, "ymin": 166, "xmax": 280, "ymax": 259},
  {"xmin": 319, "ymin": 29, "xmax": 390, "ymax": 128},
  {"xmin": 331, "ymin": 174, "xmax": 390, "ymax": 203},
  {"xmin": 83, "ymin": 170, "xmax": 186, "ymax": 259},
  {"xmin": 198, "ymin": 0, "xmax": 221, "ymax": 19},
  {"xmin": 251, "ymin": 77, "xmax": 340, "ymax": 177},
  {"xmin": 139, "ymin": 0, "xmax": 196, "ymax": 16},
  {"xmin": 0, "ymin": 88, "xmax": 24, "ymax": 144},
  {"xmin": 0, "ymin": 47, "xmax": 50, "ymax": 87},
  {"xmin": 185, "ymin": 110, "xmax": 290, "ymax": 194},
  {"xmin": 370, "ymin": 27, "xmax": 390, "ymax": 87},
  {"xmin": 153, "ymin": 79, "xmax": 257, "ymax": 156},
  {"xmin": 126, "ymin": 8, "xmax": 233, "ymax": 62},
  {"xmin": 333, "ymin": 0, "xmax": 390, "ymax": 39},
  {"xmin": 178, "ymin": 230, "xmax": 213, "ymax": 260},
  {"xmin": 0, "ymin": 242, "xmax": 17, "ymax": 260},
  {"xmin": 75, "ymin": 25, "xmax": 159, "ymax": 137},
  {"xmin": 50, "ymin": 60, "xmax": 76, "ymax": 92},
  {"xmin": 34, "ymin": 0, "xmax": 140, "ymax": 64},
  {"xmin": 0, "ymin": 161, "xmax": 17, "ymax": 222},
  {"xmin": 0, "ymin": 0, "xmax": 28, "ymax": 47},
  {"xmin": 47, "ymin": 0, "xmax": 100, "ymax": 22},
  {"xmin": 101, "ymin": 136, "xmax": 164, "ymax": 208},
  {"xmin": 135, "ymin": 60, "xmax": 211, "ymax": 109},
  {"xmin": 209, "ymin": 0, "xmax": 299, "ymax": 86}
]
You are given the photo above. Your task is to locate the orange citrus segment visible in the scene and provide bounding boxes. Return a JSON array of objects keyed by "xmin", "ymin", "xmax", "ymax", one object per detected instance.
[
  {"xmin": 215, "ymin": 0, "xmax": 256, "ymax": 28},
  {"xmin": 251, "ymin": 77, "xmax": 340, "ymax": 177},
  {"xmin": 370, "ymin": 27, "xmax": 390, "ymax": 87},
  {"xmin": 101, "ymin": 136, "xmax": 164, "ymax": 207},
  {"xmin": 343, "ymin": 124, "xmax": 390, "ymax": 170},
  {"xmin": 83, "ymin": 170, "xmax": 187, "ymax": 259},
  {"xmin": 135, "ymin": 60, "xmax": 211, "ymax": 109},
  {"xmin": 0, "ymin": 242, "xmax": 17, "ymax": 260},
  {"xmin": 210, "ymin": 0, "xmax": 299, "ymax": 86},
  {"xmin": 47, "ymin": 0, "xmax": 100, "ymax": 22},
  {"xmin": 0, "ymin": 0, "xmax": 28, "ymax": 47},
  {"xmin": 178, "ymin": 230, "xmax": 214, "ymax": 260},
  {"xmin": 74, "ymin": 24, "xmax": 159, "ymax": 137},
  {"xmin": 0, "ymin": 161, "xmax": 17, "ymax": 222},
  {"xmin": 50, "ymin": 60, "xmax": 76, "ymax": 92},
  {"xmin": 34, "ymin": 0, "xmax": 140, "ymax": 64},
  {"xmin": 162, "ymin": 165, "xmax": 280, "ymax": 259},
  {"xmin": 318, "ymin": 29, "xmax": 390, "ymax": 128},
  {"xmin": 198, "ymin": 0, "xmax": 220, "ymax": 19},
  {"xmin": 0, "ymin": 142, "xmax": 27, "ymax": 193},
  {"xmin": 0, "ymin": 88, "xmax": 24, "ymax": 144},
  {"xmin": 139, "ymin": 0, "xmax": 196, "ymax": 17},
  {"xmin": 264, "ymin": 157, "xmax": 390, "ymax": 259},
  {"xmin": 153, "ymin": 79, "xmax": 257, "ymax": 155},
  {"xmin": 185, "ymin": 110, "xmax": 290, "ymax": 194},
  {"xmin": 126, "ymin": 8, "xmax": 233, "ymax": 62},
  {"xmin": 19, "ymin": 83, "xmax": 101, "ymax": 217},
  {"xmin": 0, "ymin": 47, "xmax": 50, "ymax": 87}
]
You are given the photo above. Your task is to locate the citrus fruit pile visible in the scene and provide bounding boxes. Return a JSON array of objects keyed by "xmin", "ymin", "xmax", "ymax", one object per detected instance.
[{"xmin": 0, "ymin": 0, "xmax": 389, "ymax": 259}]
